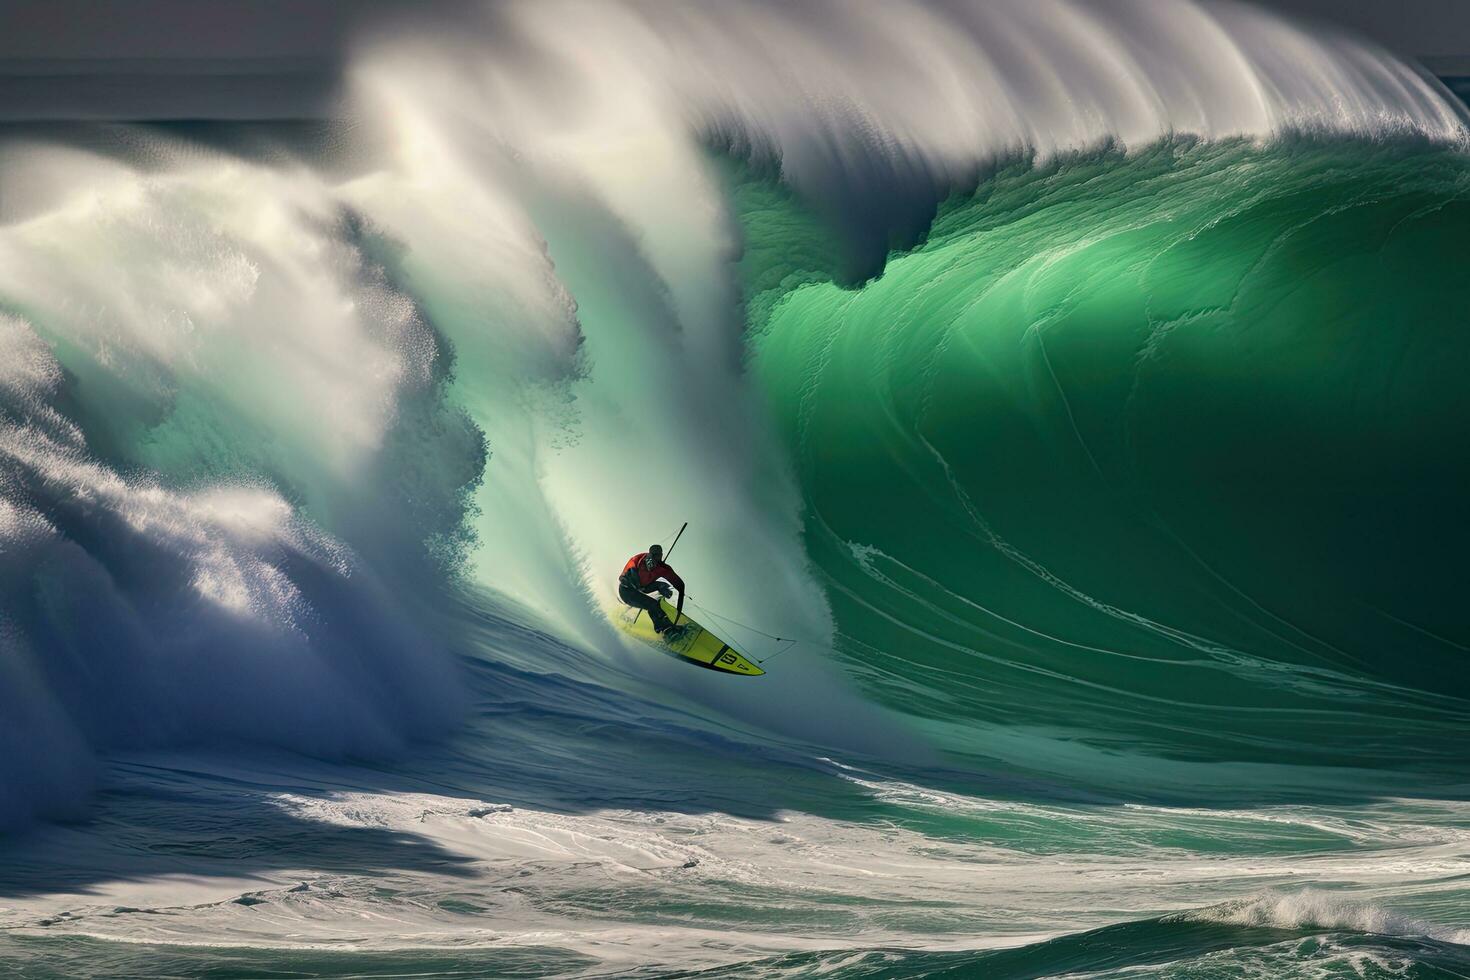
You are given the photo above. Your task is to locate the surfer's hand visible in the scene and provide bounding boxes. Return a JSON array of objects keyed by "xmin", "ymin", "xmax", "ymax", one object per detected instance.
[{"xmin": 656, "ymin": 582, "xmax": 673, "ymax": 598}]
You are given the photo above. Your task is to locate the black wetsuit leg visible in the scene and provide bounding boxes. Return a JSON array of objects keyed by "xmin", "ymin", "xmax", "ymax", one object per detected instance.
[{"xmin": 619, "ymin": 583, "xmax": 672, "ymax": 632}]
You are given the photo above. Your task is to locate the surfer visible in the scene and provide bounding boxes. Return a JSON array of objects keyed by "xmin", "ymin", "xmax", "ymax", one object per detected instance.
[{"xmin": 619, "ymin": 544, "xmax": 686, "ymax": 635}]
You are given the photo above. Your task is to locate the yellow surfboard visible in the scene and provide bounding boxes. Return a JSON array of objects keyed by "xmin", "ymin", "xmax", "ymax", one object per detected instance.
[{"xmin": 618, "ymin": 598, "xmax": 766, "ymax": 677}]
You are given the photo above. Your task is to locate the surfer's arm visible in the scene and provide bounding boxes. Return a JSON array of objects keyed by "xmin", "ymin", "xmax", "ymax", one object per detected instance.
[{"xmin": 661, "ymin": 567, "xmax": 686, "ymax": 618}]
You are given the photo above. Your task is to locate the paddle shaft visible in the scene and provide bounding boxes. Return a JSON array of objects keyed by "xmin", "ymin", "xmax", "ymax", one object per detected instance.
[{"xmin": 632, "ymin": 521, "xmax": 687, "ymax": 628}]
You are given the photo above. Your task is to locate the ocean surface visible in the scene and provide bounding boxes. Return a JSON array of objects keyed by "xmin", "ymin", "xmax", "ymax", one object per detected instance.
[{"xmin": 3, "ymin": 2, "xmax": 1470, "ymax": 976}]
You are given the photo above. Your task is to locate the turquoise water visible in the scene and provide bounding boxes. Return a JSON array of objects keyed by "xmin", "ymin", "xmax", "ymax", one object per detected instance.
[{"xmin": 741, "ymin": 139, "xmax": 1470, "ymax": 796}]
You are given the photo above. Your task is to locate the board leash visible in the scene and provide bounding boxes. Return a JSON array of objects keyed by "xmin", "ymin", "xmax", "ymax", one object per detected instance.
[{"xmin": 684, "ymin": 598, "xmax": 836, "ymax": 665}]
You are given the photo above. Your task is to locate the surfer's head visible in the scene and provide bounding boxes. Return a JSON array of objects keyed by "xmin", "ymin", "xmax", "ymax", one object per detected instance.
[{"xmin": 646, "ymin": 544, "xmax": 663, "ymax": 565}]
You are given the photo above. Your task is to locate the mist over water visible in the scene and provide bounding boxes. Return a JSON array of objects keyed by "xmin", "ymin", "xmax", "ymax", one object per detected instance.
[{"xmin": 3, "ymin": 1, "xmax": 1470, "ymax": 976}]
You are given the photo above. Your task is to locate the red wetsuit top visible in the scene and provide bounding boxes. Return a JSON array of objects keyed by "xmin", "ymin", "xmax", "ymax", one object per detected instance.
[{"xmin": 620, "ymin": 553, "xmax": 685, "ymax": 594}]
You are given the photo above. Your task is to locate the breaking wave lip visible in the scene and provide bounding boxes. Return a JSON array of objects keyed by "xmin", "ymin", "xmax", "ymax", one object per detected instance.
[
  {"xmin": 1177, "ymin": 890, "xmax": 1470, "ymax": 946},
  {"xmin": 353, "ymin": 0, "xmax": 1470, "ymax": 287}
]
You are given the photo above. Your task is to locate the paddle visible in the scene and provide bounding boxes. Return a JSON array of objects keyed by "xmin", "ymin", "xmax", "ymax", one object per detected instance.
[{"xmin": 632, "ymin": 521, "xmax": 687, "ymax": 629}]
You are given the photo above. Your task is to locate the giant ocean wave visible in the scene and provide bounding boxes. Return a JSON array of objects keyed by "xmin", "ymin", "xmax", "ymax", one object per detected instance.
[{"xmin": 2, "ymin": 0, "xmax": 1468, "ymax": 838}]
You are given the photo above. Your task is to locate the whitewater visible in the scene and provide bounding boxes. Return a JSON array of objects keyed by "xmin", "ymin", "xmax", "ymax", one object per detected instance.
[{"xmin": 3, "ymin": 1, "xmax": 1470, "ymax": 976}]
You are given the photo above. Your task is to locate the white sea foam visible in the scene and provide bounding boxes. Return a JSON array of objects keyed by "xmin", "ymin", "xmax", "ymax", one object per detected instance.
[
  {"xmin": 7, "ymin": 762, "xmax": 1470, "ymax": 974},
  {"xmin": 0, "ymin": 314, "xmax": 462, "ymax": 829},
  {"xmin": 1182, "ymin": 888, "xmax": 1470, "ymax": 945}
]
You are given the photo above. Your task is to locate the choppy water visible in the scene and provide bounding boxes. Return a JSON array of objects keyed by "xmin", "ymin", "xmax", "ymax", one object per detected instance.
[{"xmin": 2, "ymin": 1, "xmax": 1470, "ymax": 976}]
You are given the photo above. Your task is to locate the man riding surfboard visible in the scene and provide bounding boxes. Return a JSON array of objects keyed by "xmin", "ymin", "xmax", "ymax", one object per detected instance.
[{"xmin": 618, "ymin": 544, "xmax": 685, "ymax": 636}]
